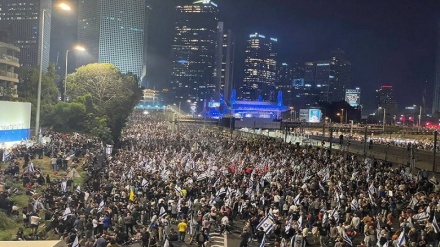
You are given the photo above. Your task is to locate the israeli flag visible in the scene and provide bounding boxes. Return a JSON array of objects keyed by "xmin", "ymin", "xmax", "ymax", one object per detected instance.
[
  {"xmin": 285, "ymin": 215, "xmax": 292, "ymax": 234},
  {"xmin": 2, "ymin": 149, "xmax": 11, "ymax": 162},
  {"xmin": 63, "ymin": 207, "xmax": 72, "ymax": 220},
  {"xmin": 256, "ymin": 215, "xmax": 275, "ymax": 234},
  {"xmin": 260, "ymin": 233, "xmax": 267, "ymax": 247},
  {"xmin": 28, "ymin": 162, "xmax": 35, "ymax": 173},
  {"xmin": 213, "ymin": 177, "xmax": 221, "ymax": 187},
  {"xmin": 97, "ymin": 200, "xmax": 105, "ymax": 213},
  {"xmin": 293, "ymin": 194, "xmax": 301, "ymax": 205},
  {"xmin": 343, "ymin": 230, "xmax": 352, "ymax": 246},
  {"xmin": 72, "ymin": 235, "xmax": 79, "ymax": 247},
  {"xmin": 412, "ymin": 212, "xmax": 429, "ymax": 222},
  {"xmin": 350, "ymin": 199, "xmax": 359, "ymax": 211},
  {"xmin": 141, "ymin": 178, "xmax": 149, "ymax": 187},
  {"xmin": 159, "ymin": 206, "xmax": 167, "ymax": 218},
  {"xmin": 297, "ymin": 215, "xmax": 303, "ymax": 230},
  {"xmin": 75, "ymin": 185, "xmax": 81, "ymax": 194},
  {"xmin": 318, "ymin": 181, "xmax": 325, "ymax": 191},
  {"xmin": 175, "ymin": 185, "xmax": 183, "ymax": 196},
  {"xmin": 368, "ymin": 184, "xmax": 377, "ymax": 195},
  {"xmin": 397, "ymin": 230, "xmax": 406, "ymax": 246},
  {"xmin": 197, "ymin": 173, "xmax": 208, "ymax": 182},
  {"xmin": 433, "ymin": 216, "xmax": 440, "ymax": 233},
  {"xmin": 61, "ymin": 181, "xmax": 67, "ymax": 192}
]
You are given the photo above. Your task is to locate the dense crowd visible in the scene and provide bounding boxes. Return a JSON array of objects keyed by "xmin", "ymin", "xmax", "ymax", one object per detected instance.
[{"xmin": 0, "ymin": 111, "xmax": 439, "ymax": 247}]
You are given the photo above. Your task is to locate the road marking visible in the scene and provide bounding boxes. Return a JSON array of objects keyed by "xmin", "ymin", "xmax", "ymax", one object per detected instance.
[{"xmin": 209, "ymin": 232, "xmax": 227, "ymax": 247}]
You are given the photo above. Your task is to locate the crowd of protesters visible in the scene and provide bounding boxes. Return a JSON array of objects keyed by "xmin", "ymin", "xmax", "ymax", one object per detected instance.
[{"xmin": 0, "ymin": 110, "xmax": 439, "ymax": 247}]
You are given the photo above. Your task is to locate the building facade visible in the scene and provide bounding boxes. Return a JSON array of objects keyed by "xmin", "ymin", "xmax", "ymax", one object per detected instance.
[
  {"xmin": 0, "ymin": 0, "xmax": 51, "ymax": 71},
  {"xmin": 77, "ymin": 0, "xmax": 147, "ymax": 80},
  {"xmin": 376, "ymin": 85, "xmax": 398, "ymax": 117},
  {"xmin": 240, "ymin": 33, "xmax": 278, "ymax": 101},
  {"xmin": 0, "ymin": 33, "xmax": 20, "ymax": 99},
  {"xmin": 170, "ymin": 0, "xmax": 219, "ymax": 104},
  {"xmin": 214, "ymin": 22, "xmax": 234, "ymax": 104}
]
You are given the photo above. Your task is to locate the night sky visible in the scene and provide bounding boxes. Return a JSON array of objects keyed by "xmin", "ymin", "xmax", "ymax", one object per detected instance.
[{"xmin": 51, "ymin": 0, "xmax": 440, "ymax": 113}]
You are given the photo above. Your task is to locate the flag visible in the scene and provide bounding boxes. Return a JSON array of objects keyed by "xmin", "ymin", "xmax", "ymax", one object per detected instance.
[
  {"xmin": 260, "ymin": 233, "xmax": 266, "ymax": 247},
  {"xmin": 61, "ymin": 181, "xmax": 67, "ymax": 192},
  {"xmin": 75, "ymin": 185, "xmax": 81, "ymax": 194},
  {"xmin": 257, "ymin": 215, "xmax": 275, "ymax": 234},
  {"xmin": 412, "ymin": 212, "xmax": 429, "ymax": 222},
  {"xmin": 350, "ymin": 199, "xmax": 359, "ymax": 211},
  {"xmin": 297, "ymin": 215, "xmax": 303, "ymax": 230},
  {"xmin": 63, "ymin": 207, "xmax": 72, "ymax": 220},
  {"xmin": 285, "ymin": 215, "xmax": 292, "ymax": 234},
  {"xmin": 141, "ymin": 178, "xmax": 149, "ymax": 187},
  {"xmin": 368, "ymin": 184, "xmax": 377, "ymax": 195},
  {"xmin": 98, "ymin": 200, "xmax": 105, "ymax": 213},
  {"xmin": 175, "ymin": 185, "xmax": 183, "ymax": 196},
  {"xmin": 397, "ymin": 230, "xmax": 406, "ymax": 246},
  {"xmin": 433, "ymin": 216, "xmax": 440, "ymax": 233},
  {"xmin": 163, "ymin": 238, "xmax": 170, "ymax": 247},
  {"xmin": 342, "ymin": 230, "xmax": 352, "ymax": 246},
  {"xmin": 159, "ymin": 206, "xmax": 167, "ymax": 218},
  {"xmin": 28, "ymin": 162, "xmax": 35, "ymax": 173},
  {"xmin": 129, "ymin": 188, "xmax": 135, "ymax": 202},
  {"xmin": 2, "ymin": 149, "xmax": 10, "ymax": 162},
  {"xmin": 293, "ymin": 194, "xmax": 301, "ymax": 205},
  {"xmin": 214, "ymin": 177, "xmax": 221, "ymax": 187},
  {"xmin": 318, "ymin": 181, "xmax": 325, "ymax": 191},
  {"xmin": 72, "ymin": 235, "xmax": 79, "ymax": 247},
  {"xmin": 408, "ymin": 197, "xmax": 418, "ymax": 210}
]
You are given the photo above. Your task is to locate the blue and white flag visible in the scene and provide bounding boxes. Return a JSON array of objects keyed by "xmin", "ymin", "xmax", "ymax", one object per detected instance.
[
  {"xmin": 412, "ymin": 211, "xmax": 429, "ymax": 222},
  {"xmin": 175, "ymin": 185, "xmax": 183, "ymax": 196},
  {"xmin": 285, "ymin": 215, "xmax": 292, "ymax": 234},
  {"xmin": 2, "ymin": 149, "xmax": 11, "ymax": 162},
  {"xmin": 159, "ymin": 206, "xmax": 167, "ymax": 218},
  {"xmin": 63, "ymin": 207, "xmax": 72, "ymax": 220},
  {"xmin": 297, "ymin": 215, "xmax": 303, "ymax": 230},
  {"xmin": 260, "ymin": 233, "xmax": 267, "ymax": 247},
  {"xmin": 433, "ymin": 216, "xmax": 439, "ymax": 233},
  {"xmin": 318, "ymin": 181, "xmax": 325, "ymax": 191},
  {"xmin": 61, "ymin": 181, "xmax": 67, "ymax": 192},
  {"xmin": 141, "ymin": 178, "xmax": 149, "ymax": 187},
  {"xmin": 397, "ymin": 230, "xmax": 406, "ymax": 246},
  {"xmin": 28, "ymin": 162, "xmax": 35, "ymax": 173},
  {"xmin": 213, "ymin": 177, "xmax": 221, "ymax": 188},
  {"xmin": 350, "ymin": 199, "xmax": 359, "ymax": 211},
  {"xmin": 75, "ymin": 185, "xmax": 81, "ymax": 194},
  {"xmin": 257, "ymin": 215, "xmax": 275, "ymax": 234},
  {"xmin": 72, "ymin": 235, "xmax": 79, "ymax": 247},
  {"xmin": 343, "ymin": 230, "xmax": 352, "ymax": 246},
  {"xmin": 368, "ymin": 184, "xmax": 377, "ymax": 195},
  {"xmin": 98, "ymin": 200, "xmax": 105, "ymax": 213},
  {"xmin": 293, "ymin": 194, "xmax": 301, "ymax": 205}
]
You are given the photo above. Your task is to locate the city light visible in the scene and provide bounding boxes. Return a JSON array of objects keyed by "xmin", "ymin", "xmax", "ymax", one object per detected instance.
[{"xmin": 58, "ymin": 3, "xmax": 72, "ymax": 11}]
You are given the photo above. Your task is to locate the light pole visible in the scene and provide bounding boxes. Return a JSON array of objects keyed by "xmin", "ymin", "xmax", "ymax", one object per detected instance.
[
  {"xmin": 341, "ymin": 109, "xmax": 344, "ymax": 124},
  {"xmin": 418, "ymin": 106, "xmax": 422, "ymax": 127},
  {"xmin": 64, "ymin": 45, "xmax": 85, "ymax": 101},
  {"xmin": 337, "ymin": 113, "xmax": 342, "ymax": 124},
  {"xmin": 35, "ymin": 3, "xmax": 72, "ymax": 141}
]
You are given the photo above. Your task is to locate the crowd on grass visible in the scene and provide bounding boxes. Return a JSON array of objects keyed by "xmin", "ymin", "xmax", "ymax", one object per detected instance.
[{"xmin": 0, "ymin": 111, "xmax": 440, "ymax": 247}]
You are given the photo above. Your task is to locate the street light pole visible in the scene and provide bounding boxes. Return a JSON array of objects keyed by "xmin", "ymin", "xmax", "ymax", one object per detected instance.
[
  {"xmin": 64, "ymin": 49, "xmax": 70, "ymax": 101},
  {"xmin": 341, "ymin": 109, "xmax": 344, "ymax": 124},
  {"xmin": 383, "ymin": 108, "xmax": 386, "ymax": 131},
  {"xmin": 35, "ymin": 8, "xmax": 46, "ymax": 141}
]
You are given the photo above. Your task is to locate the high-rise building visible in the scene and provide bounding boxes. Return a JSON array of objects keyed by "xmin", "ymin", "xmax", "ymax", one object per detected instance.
[
  {"xmin": 240, "ymin": 33, "xmax": 277, "ymax": 101},
  {"xmin": 304, "ymin": 51, "xmax": 351, "ymax": 103},
  {"xmin": 77, "ymin": 0, "xmax": 147, "ymax": 79},
  {"xmin": 0, "ymin": 31, "xmax": 20, "ymax": 99},
  {"xmin": 170, "ymin": 0, "xmax": 219, "ymax": 103},
  {"xmin": 376, "ymin": 85, "xmax": 398, "ymax": 116},
  {"xmin": 433, "ymin": 20, "xmax": 440, "ymax": 115},
  {"xmin": 0, "ymin": 0, "xmax": 52, "ymax": 70},
  {"xmin": 214, "ymin": 22, "xmax": 234, "ymax": 103}
]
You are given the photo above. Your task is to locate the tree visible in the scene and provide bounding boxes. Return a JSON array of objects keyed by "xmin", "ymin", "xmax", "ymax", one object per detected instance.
[
  {"xmin": 46, "ymin": 102, "xmax": 86, "ymax": 132},
  {"xmin": 67, "ymin": 63, "xmax": 141, "ymax": 143},
  {"xmin": 17, "ymin": 63, "xmax": 60, "ymax": 126}
]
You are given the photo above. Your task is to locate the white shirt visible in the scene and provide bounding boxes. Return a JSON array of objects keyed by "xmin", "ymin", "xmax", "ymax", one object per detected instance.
[{"xmin": 221, "ymin": 216, "xmax": 229, "ymax": 225}]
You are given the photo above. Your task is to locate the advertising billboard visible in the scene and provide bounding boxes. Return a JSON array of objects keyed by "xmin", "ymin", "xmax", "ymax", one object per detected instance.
[
  {"xmin": 0, "ymin": 101, "xmax": 31, "ymax": 143},
  {"xmin": 299, "ymin": 109, "xmax": 309, "ymax": 122},
  {"xmin": 345, "ymin": 89, "xmax": 361, "ymax": 107},
  {"xmin": 308, "ymin": 109, "xmax": 322, "ymax": 123}
]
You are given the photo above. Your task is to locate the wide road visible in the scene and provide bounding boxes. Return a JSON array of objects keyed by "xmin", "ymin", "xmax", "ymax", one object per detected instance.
[{"xmin": 308, "ymin": 135, "xmax": 440, "ymax": 172}]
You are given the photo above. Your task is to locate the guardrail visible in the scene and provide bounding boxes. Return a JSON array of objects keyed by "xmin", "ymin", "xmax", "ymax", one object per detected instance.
[
  {"xmin": 0, "ymin": 70, "xmax": 18, "ymax": 79},
  {"xmin": 0, "ymin": 53, "xmax": 19, "ymax": 63}
]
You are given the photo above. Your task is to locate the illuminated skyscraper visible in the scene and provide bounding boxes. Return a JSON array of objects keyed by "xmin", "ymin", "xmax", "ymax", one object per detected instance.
[
  {"xmin": 77, "ymin": 0, "xmax": 147, "ymax": 79},
  {"xmin": 215, "ymin": 22, "xmax": 234, "ymax": 103},
  {"xmin": 240, "ymin": 33, "xmax": 278, "ymax": 101},
  {"xmin": 376, "ymin": 85, "xmax": 398, "ymax": 116},
  {"xmin": 0, "ymin": 0, "xmax": 52, "ymax": 70},
  {"xmin": 170, "ymin": 0, "xmax": 219, "ymax": 103}
]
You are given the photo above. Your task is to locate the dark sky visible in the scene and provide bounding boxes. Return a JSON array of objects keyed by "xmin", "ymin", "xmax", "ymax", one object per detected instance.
[
  {"xmin": 50, "ymin": 0, "xmax": 440, "ymax": 112},
  {"xmin": 146, "ymin": 0, "xmax": 439, "ymax": 112}
]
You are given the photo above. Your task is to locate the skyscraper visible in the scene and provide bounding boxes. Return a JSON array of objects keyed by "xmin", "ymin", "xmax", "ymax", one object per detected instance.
[
  {"xmin": 0, "ymin": 31, "xmax": 20, "ymax": 99},
  {"xmin": 376, "ymin": 85, "xmax": 398, "ymax": 116},
  {"xmin": 170, "ymin": 0, "xmax": 219, "ymax": 103},
  {"xmin": 0, "ymin": 0, "xmax": 52, "ymax": 70},
  {"xmin": 240, "ymin": 33, "xmax": 278, "ymax": 101},
  {"xmin": 215, "ymin": 22, "xmax": 234, "ymax": 103},
  {"xmin": 77, "ymin": 0, "xmax": 147, "ymax": 79}
]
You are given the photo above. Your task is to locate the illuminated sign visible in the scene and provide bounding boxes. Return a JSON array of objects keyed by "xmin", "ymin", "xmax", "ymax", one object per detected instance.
[
  {"xmin": 308, "ymin": 109, "xmax": 322, "ymax": 123},
  {"xmin": 270, "ymin": 38, "xmax": 278, "ymax": 42},
  {"xmin": 249, "ymin": 33, "xmax": 265, "ymax": 39},
  {"xmin": 345, "ymin": 89, "xmax": 361, "ymax": 107},
  {"xmin": 292, "ymin": 78, "xmax": 304, "ymax": 87},
  {"xmin": 208, "ymin": 101, "xmax": 220, "ymax": 108},
  {"xmin": 299, "ymin": 109, "xmax": 309, "ymax": 122},
  {"xmin": 0, "ymin": 101, "xmax": 31, "ymax": 143}
]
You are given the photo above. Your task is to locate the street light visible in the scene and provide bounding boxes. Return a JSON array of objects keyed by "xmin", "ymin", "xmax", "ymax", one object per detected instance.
[
  {"xmin": 36, "ymin": 3, "xmax": 72, "ymax": 141},
  {"xmin": 337, "ymin": 113, "xmax": 342, "ymax": 124},
  {"xmin": 64, "ymin": 45, "xmax": 86, "ymax": 101},
  {"xmin": 341, "ymin": 109, "xmax": 344, "ymax": 124}
]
